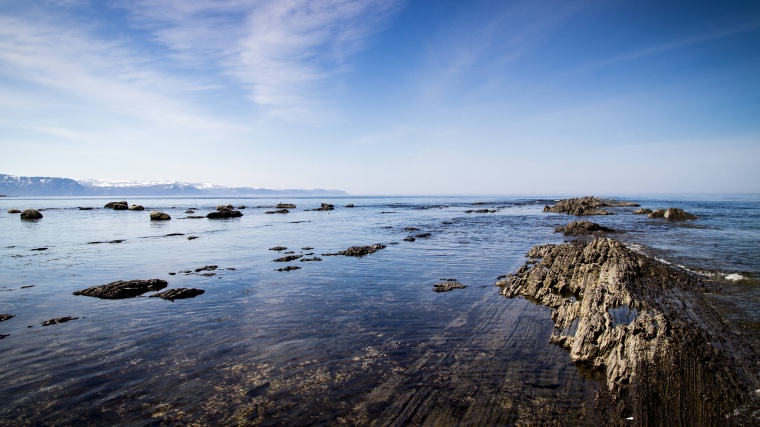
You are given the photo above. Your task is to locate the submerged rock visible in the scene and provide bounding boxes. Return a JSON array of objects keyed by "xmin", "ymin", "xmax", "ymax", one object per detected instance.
[
  {"xmin": 310, "ymin": 203, "xmax": 334, "ymax": 211},
  {"xmin": 274, "ymin": 255, "xmax": 302, "ymax": 262},
  {"xmin": 276, "ymin": 203, "xmax": 296, "ymax": 209},
  {"xmin": 74, "ymin": 279, "xmax": 168, "ymax": 299},
  {"xmin": 150, "ymin": 211, "xmax": 171, "ymax": 220},
  {"xmin": 206, "ymin": 209, "xmax": 242, "ymax": 219},
  {"xmin": 269, "ymin": 246, "xmax": 287, "ymax": 251},
  {"xmin": 20, "ymin": 209, "xmax": 43, "ymax": 220},
  {"xmin": 543, "ymin": 196, "xmax": 637, "ymax": 216},
  {"xmin": 41, "ymin": 316, "xmax": 78, "ymax": 326},
  {"xmin": 433, "ymin": 281, "xmax": 467, "ymax": 292},
  {"xmin": 497, "ymin": 238, "xmax": 758, "ymax": 425},
  {"xmin": 324, "ymin": 243, "xmax": 386, "ymax": 257},
  {"xmin": 0, "ymin": 314, "xmax": 14, "ymax": 322},
  {"xmin": 150, "ymin": 288, "xmax": 205, "ymax": 301},
  {"xmin": 554, "ymin": 220, "xmax": 615, "ymax": 236},
  {"xmin": 633, "ymin": 208, "xmax": 653, "ymax": 215},
  {"xmin": 7, "ymin": 209, "xmax": 21, "ymax": 214},
  {"xmin": 276, "ymin": 265, "xmax": 301, "ymax": 272},
  {"xmin": 266, "ymin": 209, "xmax": 289, "ymax": 214}
]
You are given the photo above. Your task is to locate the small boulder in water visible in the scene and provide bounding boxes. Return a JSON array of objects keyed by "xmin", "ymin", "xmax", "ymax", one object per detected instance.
[
  {"xmin": 663, "ymin": 208, "xmax": 697, "ymax": 221},
  {"xmin": 633, "ymin": 208, "xmax": 653, "ymax": 215},
  {"xmin": 7, "ymin": 209, "xmax": 21, "ymax": 214},
  {"xmin": 20, "ymin": 209, "xmax": 43, "ymax": 220},
  {"xmin": 433, "ymin": 281, "xmax": 467, "ymax": 292},
  {"xmin": 150, "ymin": 288, "xmax": 205, "ymax": 301},
  {"xmin": 129, "ymin": 204, "xmax": 145, "ymax": 211},
  {"xmin": 647, "ymin": 209, "xmax": 666, "ymax": 218},
  {"xmin": 150, "ymin": 211, "xmax": 171, "ymax": 220},
  {"xmin": 104, "ymin": 201, "xmax": 128, "ymax": 209}
]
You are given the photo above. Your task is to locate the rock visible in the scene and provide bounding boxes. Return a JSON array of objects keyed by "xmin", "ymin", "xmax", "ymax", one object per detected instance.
[
  {"xmin": 310, "ymin": 203, "xmax": 334, "ymax": 211},
  {"xmin": 324, "ymin": 243, "xmax": 386, "ymax": 257},
  {"xmin": 633, "ymin": 208, "xmax": 653, "ymax": 215},
  {"xmin": 185, "ymin": 210, "xmax": 195, "ymax": 214},
  {"xmin": 0, "ymin": 314, "xmax": 14, "ymax": 322},
  {"xmin": 300, "ymin": 257, "xmax": 322, "ymax": 262},
  {"xmin": 415, "ymin": 233, "xmax": 432, "ymax": 238},
  {"xmin": 104, "ymin": 201, "xmax": 128, "ymax": 209},
  {"xmin": 20, "ymin": 209, "xmax": 43, "ymax": 220},
  {"xmin": 187, "ymin": 236, "xmax": 199, "ymax": 240},
  {"xmin": 237, "ymin": 205, "xmax": 246, "ymax": 209},
  {"xmin": 663, "ymin": 208, "xmax": 698, "ymax": 221},
  {"xmin": 7, "ymin": 209, "xmax": 21, "ymax": 214},
  {"xmin": 554, "ymin": 220, "xmax": 615, "ymax": 236},
  {"xmin": 269, "ymin": 246, "xmax": 287, "ymax": 251},
  {"xmin": 276, "ymin": 266, "xmax": 301, "ymax": 272},
  {"xmin": 647, "ymin": 209, "xmax": 666, "ymax": 218},
  {"xmin": 497, "ymin": 238, "xmax": 757, "ymax": 424},
  {"xmin": 207, "ymin": 209, "xmax": 242, "ymax": 219},
  {"xmin": 266, "ymin": 209, "xmax": 289, "ymax": 214},
  {"xmin": 217, "ymin": 204, "xmax": 234, "ymax": 211},
  {"xmin": 186, "ymin": 215, "xmax": 205, "ymax": 219},
  {"xmin": 194, "ymin": 265, "xmax": 218, "ymax": 272},
  {"xmin": 150, "ymin": 211, "xmax": 171, "ymax": 220},
  {"xmin": 404, "ymin": 227, "xmax": 420, "ymax": 231},
  {"xmin": 433, "ymin": 281, "xmax": 467, "ymax": 292},
  {"xmin": 74, "ymin": 279, "xmax": 168, "ymax": 299},
  {"xmin": 129, "ymin": 204, "xmax": 145, "ymax": 211},
  {"xmin": 301, "ymin": 247, "xmax": 314, "ymax": 250},
  {"xmin": 276, "ymin": 203, "xmax": 296, "ymax": 209},
  {"xmin": 345, "ymin": 204, "xmax": 355, "ymax": 208},
  {"xmin": 41, "ymin": 316, "xmax": 78, "ymax": 326},
  {"xmin": 150, "ymin": 288, "xmax": 205, "ymax": 301},
  {"xmin": 474, "ymin": 209, "xmax": 497, "ymax": 213},
  {"xmin": 0, "ymin": 334, "xmax": 8, "ymax": 339},
  {"xmin": 78, "ymin": 207, "xmax": 93, "ymax": 210},
  {"xmin": 113, "ymin": 203, "xmax": 129, "ymax": 210},
  {"xmin": 543, "ymin": 196, "xmax": 637, "ymax": 216},
  {"xmin": 274, "ymin": 255, "xmax": 302, "ymax": 262},
  {"xmin": 403, "ymin": 236, "xmax": 416, "ymax": 242},
  {"xmin": 30, "ymin": 247, "xmax": 48, "ymax": 251}
]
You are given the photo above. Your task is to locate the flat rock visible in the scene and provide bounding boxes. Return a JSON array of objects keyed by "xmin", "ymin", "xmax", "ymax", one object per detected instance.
[
  {"xmin": 104, "ymin": 201, "xmax": 128, "ymax": 209},
  {"xmin": 41, "ymin": 316, "xmax": 78, "ymax": 326},
  {"xmin": 554, "ymin": 220, "xmax": 616, "ymax": 236},
  {"xmin": 150, "ymin": 211, "xmax": 171, "ymax": 220},
  {"xmin": 276, "ymin": 203, "xmax": 296, "ymax": 209},
  {"xmin": 0, "ymin": 314, "xmax": 14, "ymax": 322},
  {"xmin": 266, "ymin": 209, "xmax": 289, "ymax": 214},
  {"xmin": 207, "ymin": 210, "xmax": 242, "ymax": 219},
  {"xmin": 20, "ymin": 209, "xmax": 43, "ymax": 220},
  {"xmin": 269, "ymin": 246, "xmax": 287, "ymax": 251},
  {"xmin": 324, "ymin": 243, "xmax": 386, "ymax": 257},
  {"xmin": 274, "ymin": 255, "xmax": 302, "ymax": 262},
  {"xmin": 7, "ymin": 209, "xmax": 21, "ymax": 214},
  {"xmin": 543, "ymin": 196, "xmax": 637, "ymax": 216},
  {"xmin": 276, "ymin": 265, "xmax": 301, "ymax": 272},
  {"xmin": 497, "ymin": 238, "xmax": 758, "ymax": 424},
  {"xmin": 74, "ymin": 279, "xmax": 168, "ymax": 299},
  {"xmin": 150, "ymin": 288, "xmax": 205, "ymax": 301},
  {"xmin": 433, "ymin": 281, "xmax": 467, "ymax": 292}
]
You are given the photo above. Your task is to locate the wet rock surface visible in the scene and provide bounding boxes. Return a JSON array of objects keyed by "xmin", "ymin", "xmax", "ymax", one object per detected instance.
[
  {"xmin": 0, "ymin": 314, "xmax": 14, "ymax": 322},
  {"xmin": 150, "ymin": 288, "xmax": 205, "ymax": 301},
  {"xmin": 273, "ymin": 255, "xmax": 302, "ymax": 262},
  {"xmin": 276, "ymin": 265, "xmax": 301, "ymax": 272},
  {"xmin": 276, "ymin": 203, "xmax": 296, "ymax": 209},
  {"xmin": 543, "ymin": 196, "xmax": 638, "ymax": 216},
  {"xmin": 324, "ymin": 243, "xmax": 386, "ymax": 257},
  {"xmin": 41, "ymin": 317, "xmax": 78, "ymax": 326},
  {"xmin": 207, "ymin": 209, "xmax": 242, "ymax": 219},
  {"xmin": 265, "ymin": 209, "xmax": 289, "ymax": 214},
  {"xmin": 555, "ymin": 220, "xmax": 616, "ymax": 236},
  {"xmin": 7, "ymin": 209, "xmax": 21, "ymax": 214},
  {"xmin": 74, "ymin": 279, "xmax": 168, "ymax": 299},
  {"xmin": 433, "ymin": 281, "xmax": 467, "ymax": 292},
  {"xmin": 633, "ymin": 208, "xmax": 652, "ymax": 215},
  {"xmin": 269, "ymin": 246, "xmax": 287, "ymax": 251},
  {"xmin": 663, "ymin": 207, "xmax": 698, "ymax": 221},
  {"xmin": 104, "ymin": 201, "xmax": 128, "ymax": 209},
  {"xmin": 309, "ymin": 203, "xmax": 335, "ymax": 211},
  {"xmin": 497, "ymin": 238, "xmax": 760, "ymax": 426},
  {"xmin": 129, "ymin": 204, "xmax": 145, "ymax": 211},
  {"xmin": 20, "ymin": 209, "xmax": 43, "ymax": 220}
]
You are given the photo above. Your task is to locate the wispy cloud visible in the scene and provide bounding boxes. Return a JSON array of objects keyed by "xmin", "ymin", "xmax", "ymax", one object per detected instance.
[{"xmin": 119, "ymin": 0, "xmax": 404, "ymax": 122}]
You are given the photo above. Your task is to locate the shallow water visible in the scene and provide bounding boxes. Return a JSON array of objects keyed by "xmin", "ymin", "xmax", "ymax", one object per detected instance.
[{"xmin": 0, "ymin": 195, "xmax": 757, "ymax": 425}]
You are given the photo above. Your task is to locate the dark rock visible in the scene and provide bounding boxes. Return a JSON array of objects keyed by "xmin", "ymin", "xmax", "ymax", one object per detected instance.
[
  {"xmin": 207, "ymin": 210, "xmax": 242, "ymax": 219},
  {"xmin": 217, "ymin": 204, "xmax": 234, "ymax": 211},
  {"xmin": 186, "ymin": 215, "xmax": 205, "ymax": 219},
  {"xmin": 633, "ymin": 208, "xmax": 653, "ymax": 215},
  {"xmin": 104, "ymin": 201, "xmax": 128, "ymax": 209},
  {"xmin": 0, "ymin": 334, "xmax": 8, "ymax": 339},
  {"xmin": 74, "ymin": 279, "xmax": 168, "ymax": 299},
  {"xmin": 498, "ymin": 238, "xmax": 758, "ymax": 425},
  {"xmin": 0, "ymin": 314, "xmax": 14, "ymax": 322},
  {"xmin": 7, "ymin": 209, "xmax": 21, "ymax": 214},
  {"xmin": 310, "ymin": 203, "xmax": 334, "ymax": 211},
  {"xmin": 129, "ymin": 204, "xmax": 145, "ymax": 211},
  {"xmin": 433, "ymin": 281, "xmax": 467, "ymax": 292},
  {"xmin": 300, "ymin": 257, "xmax": 322, "ymax": 262},
  {"xmin": 150, "ymin": 211, "xmax": 171, "ymax": 220},
  {"xmin": 20, "ymin": 209, "xmax": 43, "ymax": 220},
  {"xmin": 324, "ymin": 243, "xmax": 386, "ymax": 257},
  {"xmin": 276, "ymin": 266, "xmax": 301, "ymax": 272},
  {"xmin": 41, "ymin": 316, "xmax": 78, "ymax": 326},
  {"xmin": 276, "ymin": 203, "xmax": 296, "ymax": 209},
  {"xmin": 164, "ymin": 233, "xmax": 184, "ymax": 237},
  {"xmin": 543, "ymin": 196, "xmax": 636, "ymax": 216},
  {"xmin": 185, "ymin": 210, "xmax": 196, "ymax": 214},
  {"xmin": 237, "ymin": 205, "xmax": 246, "ymax": 209},
  {"xmin": 403, "ymin": 236, "xmax": 416, "ymax": 242},
  {"xmin": 88, "ymin": 239, "xmax": 125, "ymax": 245},
  {"xmin": 345, "ymin": 204, "xmax": 355, "ymax": 208},
  {"xmin": 266, "ymin": 209, "xmax": 289, "ymax": 214},
  {"xmin": 647, "ymin": 209, "xmax": 666, "ymax": 218},
  {"xmin": 664, "ymin": 208, "xmax": 698, "ymax": 221},
  {"xmin": 283, "ymin": 251, "xmax": 295, "ymax": 254},
  {"xmin": 78, "ymin": 207, "xmax": 93, "ymax": 210},
  {"xmin": 150, "ymin": 288, "xmax": 205, "ymax": 300},
  {"xmin": 269, "ymin": 246, "xmax": 287, "ymax": 251},
  {"xmin": 194, "ymin": 265, "xmax": 218, "ymax": 272},
  {"xmin": 113, "ymin": 203, "xmax": 129, "ymax": 210},
  {"xmin": 274, "ymin": 255, "xmax": 302, "ymax": 262},
  {"xmin": 464, "ymin": 210, "xmax": 474, "ymax": 213},
  {"xmin": 30, "ymin": 247, "xmax": 48, "ymax": 251},
  {"xmin": 415, "ymin": 233, "xmax": 432, "ymax": 238},
  {"xmin": 187, "ymin": 236, "xmax": 199, "ymax": 240},
  {"xmin": 301, "ymin": 247, "xmax": 314, "ymax": 250},
  {"xmin": 554, "ymin": 220, "xmax": 615, "ymax": 236},
  {"xmin": 403, "ymin": 227, "xmax": 420, "ymax": 231},
  {"xmin": 474, "ymin": 209, "xmax": 497, "ymax": 213}
]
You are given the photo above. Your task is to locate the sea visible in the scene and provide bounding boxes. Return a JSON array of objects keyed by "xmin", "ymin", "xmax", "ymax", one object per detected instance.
[{"xmin": 1, "ymin": 195, "xmax": 758, "ymax": 426}]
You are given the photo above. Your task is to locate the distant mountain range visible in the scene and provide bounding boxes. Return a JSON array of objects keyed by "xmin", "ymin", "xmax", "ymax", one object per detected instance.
[{"xmin": 0, "ymin": 174, "xmax": 348, "ymax": 197}]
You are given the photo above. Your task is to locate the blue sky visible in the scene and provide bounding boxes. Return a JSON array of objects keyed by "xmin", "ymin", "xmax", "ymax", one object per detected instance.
[{"xmin": 1, "ymin": 0, "xmax": 759, "ymax": 195}]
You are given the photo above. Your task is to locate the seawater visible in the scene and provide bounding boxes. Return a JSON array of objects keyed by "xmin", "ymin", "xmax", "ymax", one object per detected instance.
[{"xmin": 0, "ymin": 195, "xmax": 758, "ymax": 425}]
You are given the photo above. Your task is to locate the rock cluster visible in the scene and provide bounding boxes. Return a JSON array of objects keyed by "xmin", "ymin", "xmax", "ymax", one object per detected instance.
[
  {"xmin": 497, "ymin": 238, "xmax": 757, "ymax": 424},
  {"xmin": 41, "ymin": 316, "xmax": 78, "ymax": 326},
  {"xmin": 310, "ymin": 203, "xmax": 334, "ymax": 211},
  {"xmin": 276, "ymin": 203, "xmax": 296, "ymax": 209},
  {"xmin": 432, "ymin": 281, "xmax": 467, "ymax": 292},
  {"xmin": 554, "ymin": 220, "xmax": 615, "ymax": 236},
  {"xmin": 646, "ymin": 207, "xmax": 698, "ymax": 221},
  {"xmin": 543, "ymin": 196, "xmax": 638, "ymax": 216},
  {"xmin": 74, "ymin": 279, "xmax": 168, "ymax": 299},
  {"xmin": 324, "ymin": 243, "xmax": 386, "ymax": 257},
  {"xmin": 207, "ymin": 207, "xmax": 243, "ymax": 219},
  {"xmin": 129, "ymin": 204, "xmax": 145, "ymax": 211}
]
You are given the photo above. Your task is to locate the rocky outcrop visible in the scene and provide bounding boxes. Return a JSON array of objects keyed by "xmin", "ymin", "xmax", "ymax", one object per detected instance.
[
  {"xmin": 206, "ymin": 209, "xmax": 242, "ymax": 219},
  {"xmin": 41, "ymin": 316, "xmax": 78, "ymax": 326},
  {"xmin": 20, "ymin": 209, "xmax": 43, "ymax": 220},
  {"xmin": 647, "ymin": 209, "xmax": 665, "ymax": 218},
  {"xmin": 663, "ymin": 208, "xmax": 698, "ymax": 221},
  {"xmin": 324, "ymin": 244, "xmax": 386, "ymax": 257},
  {"xmin": 274, "ymin": 255, "xmax": 302, "ymax": 262},
  {"xmin": 104, "ymin": 201, "xmax": 128, "ymax": 209},
  {"xmin": 129, "ymin": 204, "xmax": 145, "ymax": 211},
  {"xmin": 149, "ymin": 288, "xmax": 205, "ymax": 301},
  {"xmin": 554, "ymin": 220, "xmax": 615, "ymax": 236},
  {"xmin": 74, "ymin": 279, "xmax": 168, "ymax": 299},
  {"xmin": 217, "ymin": 204, "xmax": 233, "ymax": 211},
  {"xmin": 269, "ymin": 246, "xmax": 287, "ymax": 251},
  {"xmin": 497, "ymin": 238, "xmax": 758, "ymax": 425},
  {"xmin": 276, "ymin": 203, "xmax": 296, "ymax": 209},
  {"xmin": 0, "ymin": 314, "xmax": 14, "ymax": 322},
  {"xmin": 276, "ymin": 266, "xmax": 301, "ymax": 272},
  {"xmin": 433, "ymin": 281, "xmax": 467, "ymax": 292},
  {"xmin": 310, "ymin": 203, "xmax": 335, "ymax": 211},
  {"xmin": 150, "ymin": 211, "xmax": 171, "ymax": 220},
  {"xmin": 543, "ymin": 197, "xmax": 639, "ymax": 216},
  {"xmin": 633, "ymin": 208, "xmax": 653, "ymax": 215}
]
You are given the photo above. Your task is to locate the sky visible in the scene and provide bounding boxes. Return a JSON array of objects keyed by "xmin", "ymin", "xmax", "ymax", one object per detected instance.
[{"xmin": 1, "ymin": 0, "xmax": 759, "ymax": 195}]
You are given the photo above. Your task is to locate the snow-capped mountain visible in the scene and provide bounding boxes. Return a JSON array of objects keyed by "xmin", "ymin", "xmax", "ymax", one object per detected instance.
[{"xmin": 0, "ymin": 174, "xmax": 347, "ymax": 197}]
